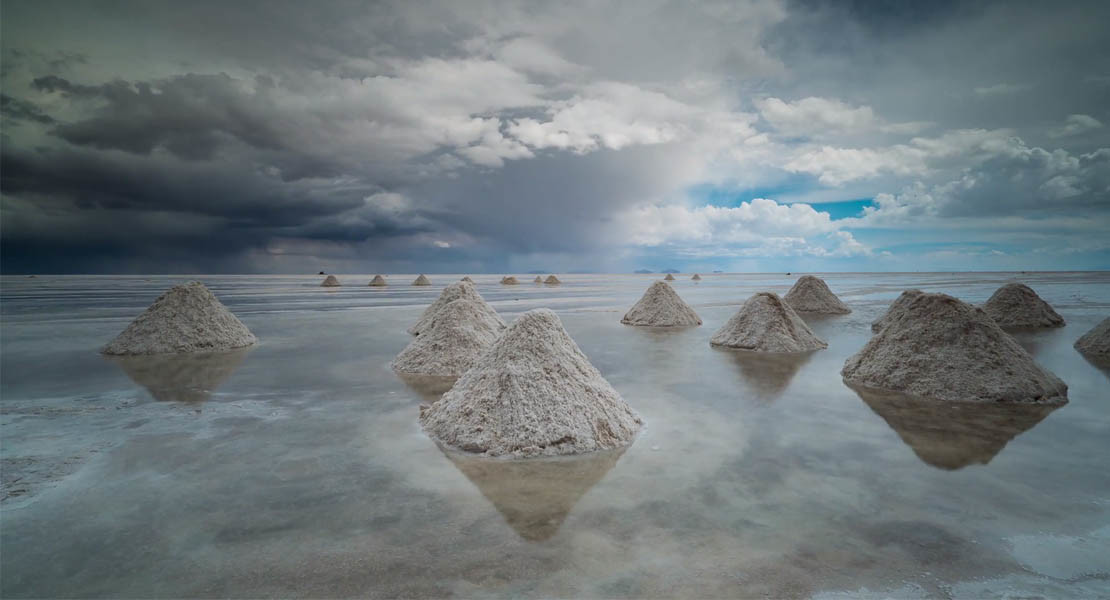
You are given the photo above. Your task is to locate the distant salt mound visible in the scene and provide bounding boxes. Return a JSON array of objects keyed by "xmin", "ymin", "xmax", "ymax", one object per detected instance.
[
  {"xmin": 408, "ymin": 280, "xmax": 506, "ymax": 336},
  {"xmin": 1075, "ymin": 317, "xmax": 1110, "ymax": 361},
  {"xmin": 321, "ymin": 275, "xmax": 340, "ymax": 287},
  {"xmin": 102, "ymin": 282, "xmax": 257, "ymax": 355},
  {"xmin": 710, "ymin": 292, "xmax": 827, "ymax": 353},
  {"xmin": 501, "ymin": 276, "xmax": 519, "ymax": 285},
  {"xmin": 664, "ymin": 273, "xmax": 676, "ymax": 281},
  {"xmin": 545, "ymin": 275, "xmax": 561, "ymax": 284},
  {"xmin": 621, "ymin": 280, "xmax": 701, "ymax": 327},
  {"xmin": 369, "ymin": 275, "xmax": 387, "ymax": 287},
  {"xmin": 872, "ymin": 289, "xmax": 925, "ymax": 333},
  {"xmin": 533, "ymin": 276, "xmax": 543, "ymax": 283},
  {"xmin": 461, "ymin": 276, "xmax": 473, "ymax": 283},
  {"xmin": 413, "ymin": 274, "xmax": 431, "ymax": 286},
  {"xmin": 420, "ymin": 309, "xmax": 642, "ymax": 457},
  {"xmin": 842, "ymin": 292, "xmax": 1067, "ymax": 403},
  {"xmin": 983, "ymin": 282, "xmax": 1065, "ymax": 329},
  {"xmin": 691, "ymin": 274, "xmax": 701, "ymax": 281},
  {"xmin": 391, "ymin": 299, "xmax": 502, "ymax": 377},
  {"xmin": 783, "ymin": 275, "xmax": 851, "ymax": 314}
]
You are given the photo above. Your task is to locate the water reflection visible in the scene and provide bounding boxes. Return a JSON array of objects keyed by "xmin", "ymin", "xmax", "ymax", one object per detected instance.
[
  {"xmin": 444, "ymin": 448, "xmax": 625, "ymax": 541},
  {"xmin": 395, "ymin": 372, "xmax": 458, "ymax": 403},
  {"xmin": 851, "ymin": 385, "xmax": 1062, "ymax": 470},
  {"xmin": 109, "ymin": 348, "xmax": 251, "ymax": 404},
  {"xmin": 715, "ymin": 348, "xmax": 815, "ymax": 400}
]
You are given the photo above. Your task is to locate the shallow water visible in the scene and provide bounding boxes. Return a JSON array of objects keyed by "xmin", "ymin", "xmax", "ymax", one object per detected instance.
[{"xmin": 1, "ymin": 272, "xmax": 1108, "ymax": 598}]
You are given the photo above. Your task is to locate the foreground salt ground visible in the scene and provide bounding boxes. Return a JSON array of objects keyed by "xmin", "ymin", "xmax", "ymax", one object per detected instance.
[{"xmin": 1, "ymin": 273, "xmax": 1108, "ymax": 598}]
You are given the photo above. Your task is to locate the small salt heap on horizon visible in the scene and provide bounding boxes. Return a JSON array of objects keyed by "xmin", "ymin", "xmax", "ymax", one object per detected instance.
[
  {"xmin": 544, "ymin": 275, "xmax": 561, "ymax": 284},
  {"xmin": 408, "ymin": 280, "xmax": 505, "ymax": 336},
  {"xmin": 501, "ymin": 276, "xmax": 519, "ymax": 285},
  {"xmin": 664, "ymin": 273, "xmax": 676, "ymax": 281},
  {"xmin": 369, "ymin": 275, "xmax": 387, "ymax": 286},
  {"xmin": 710, "ymin": 292, "xmax": 826, "ymax": 352},
  {"xmin": 982, "ymin": 282, "xmax": 1065, "ymax": 329},
  {"xmin": 102, "ymin": 282, "xmax": 257, "ymax": 355},
  {"xmin": 391, "ymin": 299, "xmax": 502, "ymax": 377},
  {"xmin": 533, "ymin": 276, "xmax": 543, "ymax": 283},
  {"xmin": 621, "ymin": 280, "xmax": 701, "ymax": 327},
  {"xmin": 413, "ymin": 274, "xmax": 431, "ymax": 286},
  {"xmin": 783, "ymin": 275, "xmax": 851, "ymax": 314},
  {"xmin": 691, "ymin": 274, "xmax": 701, "ymax": 281},
  {"xmin": 461, "ymin": 276, "xmax": 473, "ymax": 283},
  {"xmin": 321, "ymin": 275, "xmax": 340, "ymax": 287}
]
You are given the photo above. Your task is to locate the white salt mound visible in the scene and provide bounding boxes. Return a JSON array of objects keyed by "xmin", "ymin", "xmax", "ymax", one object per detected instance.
[
  {"xmin": 391, "ymin": 299, "xmax": 502, "ymax": 377},
  {"xmin": 420, "ymin": 308, "xmax": 642, "ymax": 457},
  {"xmin": 983, "ymin": 282, "xmax": 1065, "ymax": 329},
  {"xmin": 841, "ymin": 292, "xmax": 1067, "ymax": 403},
  {"xmin": 711, "ymin": 292, "xmax": 827, "ymax": 352},
  {"xmin": 544, "ymin": 275, "xmax": 561, "ymax": 284},
  {"xmin": 461, "ymin": 276, "xmax": 473, "ymax": 283},
  {"xmin": 621, "ymin": 280, "xmax": 702, "ymax": 327},
  {"xmin": 369, "ymin": 275, "xmax": 387, "ymax": 286},
  {"xmin": 321, "ymin": 275, "xmax": 340, "ymax": 287},
  {"xmin": 783, "ymin": 275, "xmax": 851, "ymax": 314},
  {"xmin": 533, "ymin": 276, "xmax": 543, "ymax": 283},
  {"xmin": 1074, "ymin": 317, "xmax": 1110, "ymax": 360},
  {"xmin": 102, "ymin": 282, "xmax": 257, "ymax": 355},
  {"xmin": 413, "ymin": 274, "xmax": 431, "ymax": 286},
  {"xmin": 501, "ymin": 276, "xmax": 519, "ymax": 285},
  {"xmin": 692, "ymin": 274, "xmax": 701, "ymax": 281},
  {"xmin": 408, "ymin": 280, "xmax": 506, "ymax": 336},
  {"xmin": 664, "ymin": 273, "xmax": 676, "ymax": 281},
  {"xmin": 872, "ymin": 289, "xmax": 925, "ymax": 333}
]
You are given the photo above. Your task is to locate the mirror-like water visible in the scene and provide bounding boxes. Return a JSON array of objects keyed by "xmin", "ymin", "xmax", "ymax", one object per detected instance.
[{"xmin": 2, "ymin": 272, "xmax": 1108, "ymax": 598}]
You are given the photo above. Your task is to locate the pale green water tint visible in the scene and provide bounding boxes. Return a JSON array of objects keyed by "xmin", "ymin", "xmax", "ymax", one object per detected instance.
[{"xmin": 1, "ymin": 273, "xmax": 1108, "ymax": 598}]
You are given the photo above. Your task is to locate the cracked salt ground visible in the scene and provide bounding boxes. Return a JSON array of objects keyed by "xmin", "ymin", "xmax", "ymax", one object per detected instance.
[{"xmin": 1, "ymin": 273, "xmax": 1109, "ymax": 598}]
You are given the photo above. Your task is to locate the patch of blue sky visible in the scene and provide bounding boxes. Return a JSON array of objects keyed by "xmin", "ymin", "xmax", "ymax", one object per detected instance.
[{"xmin": 685, "ymin": 181, "xmax": 874, "ymax": 220}]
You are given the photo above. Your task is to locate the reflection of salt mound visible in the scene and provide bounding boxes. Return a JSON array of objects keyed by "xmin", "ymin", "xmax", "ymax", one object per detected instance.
[
  {"xmin": 501, "ymin": 276, "xmax": 519, "ymax": 285},
  {"xmin": 533, "ymin": 276, "xmax": 543, "ymax": 283},
  {"xmin": 852, "ymin": 385, "xmax": 1061, "ymax": 470},
  {"xmin": 369, "ymin": 275, "xmax": 387, "ymax": 286},
  {"xmin": 710, "ymin": 292, "xmax": 827, "ymax": 352},
  {"xmin": 783, "ymin": 275, "xmax": 851, "ymax": 314},
  {"xmin": 396, "ymin": 373, "xmax": 459, "ymax": 403},
  {"xmin": 111, "ymin": 348, "xmax": 251, "ymax": 403},
  {"xmin": 983, "ymin": 283, "xmax": 1065, "ymax": 329},
  {"xmin": 408, "ymin": 280, "xmax": 506, "ymax": 336},
  {"xmin": 544, "ymin": 275, "xmax": 561, "ymax": 284},
  {"xmin": 720, "ymin": 349, "xmax": 814, "ymax": 399},
  {"xmin": 413, "ymin": 274, "xmax": 431, "ymax": 286},
  {"xmin": 842, "ymin": 292, "xmax": 1068, "ymax": 403},
  {"xmin": 392, "ymin": 299, "xmax": 502, "ymax": 376},
  {"xmin": 102, "ymin": 282, "xmax": 257, "ymax": 355},
  {"xmin": 872, "ymin": 289, "xmax": 924, "ymax": 333},
  {"xmin": 445, "ymin": 448, "xmax": 625, "ymax": 541},
  {"xmin": 621, "ymin": 280, "xmax": 701, "ymax": 327},
  {"xmin": 691, "ymin": 274, "xmax": 701, "ymax": 281},
  {"xmin": 1075, "ymin": 318, "xmax": 1110, "ymax": 362},
  {"xmin": 420, "ymin": 309, "xmax": 642, "ymax": 457},
  {"xmin": 664, "ymin": 273, "xmax": 675, "ymax": 281},
  {"xmin": 321, "ymin": 275, "xmax": 340, "ymax": 287}
]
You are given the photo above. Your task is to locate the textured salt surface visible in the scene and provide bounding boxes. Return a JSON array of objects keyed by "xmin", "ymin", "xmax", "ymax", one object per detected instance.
[
  {"xmin": 710, "ymin": 292, "xmax": 827, "ymax": 352},
  {"xmin": 369, "ymin": 275, "xmax": 387, "ymax": 286},
  {"xmin": 501, "ymin": 276, "xmax": 519, "ymax": 285},
  {"xmin": 982, "ymin": 282, "xmax": 1065, "ymax": 329},
  {"xmin": 871, "ymin": 289, "xmax": 924, "ymax": 333},
  {"xmin": 391, "ymin": 299, "xmax": 503, "ymax": 377},
  {"xmin": 533, "ymin": 276, "xmax": 543, "ymax": 283},
  {"xmin": 102, "ymin": 282, "xmax": 257, "ymax": 355},
  {"xmin": 664, "ymin": 273, "xmax": 676, "ymax": 281},
  {"xmin": 419, "ymin": 309, "xmax": 642, "ymax": 457},
  {"xmin": 320, "ymin": 275, "xmax": 340, "ymax": 287},
  {"xmin": 407, "ymin": 280, "xmax": 506, "ymax": 336},
  {"xmin": 621, "ymin": 280, "xmax": 702, "ymax": 327},
  {"xmin": 691, "ymin": 274, "xmax": 701, "ymax": 281},
  {"xmin": 842, "ymin": 292, "xmax": 1068, "ymax": 403},
  {"xmin": 783, "ymin": 275, "xmax": 851, "ymax": 314},
  {"xmin": 1074, "ymin": 317, "xmax": 1110, "ymax": 360},
  {"xmin": 544, "ymin": 275, "xmax": 561, "ymax": 284},
  {"xmin": 413, "ymin": 274, "xmax": 431, "ymax": 286}
]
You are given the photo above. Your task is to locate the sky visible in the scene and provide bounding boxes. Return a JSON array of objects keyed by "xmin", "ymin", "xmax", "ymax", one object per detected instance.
[{"xmin": 1, "ymin": 0, "xmax": 1108, "ymax": 274}]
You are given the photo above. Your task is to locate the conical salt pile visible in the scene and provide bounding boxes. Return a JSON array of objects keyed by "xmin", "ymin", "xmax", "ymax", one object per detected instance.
[
  {"xmin": 369, "ymin": 275, "xmax": 387, "ymax": 287},
  {"xmin": 544, "ymin": 275, "xmax": 561, "ymax": 284},
  {"xmin": 692, "ymin": 274, "xmax": 702, "ymax": 281},
  {"xmin": 420, "ymin": 309, "xmax": 642, "ymax": 457},
  {"xmin": 983, "ymin": 282, "xmax": 1065, "ymax": 329},
  {"xmin": 621, "ymin": 280, "xmax": 702, "ymax": 327},
  {"xmin": 391, "ymin": 299, "xmax": 503, "ymax": 377},
  {"xmin": 413, "ymin": 274, "xmax": 431, "ymax": 286},
  {"xmin": 461, "ymin": 276, "xmax": 474, "ymax": 283},
  {"xmin": 501, "ymin": 276, "xmax": 519, "ymax": 285},
  {"xmin": 408, "ymin": 280, "xmax": 506, "ymax": 336},
  {"xmin": 321, "ymin": 275, "xmax": 340, "ymax": 287},
  {"xmin": 842, "ymin": 292, "xmax": 1067, "ymax": 403},
  {"xmin": 783, "ymin": 275, "xmax": 851, "ymax": 314},
  {"xmin": 710, "ymin": 292, "xmax": 827, "ymax": 352},
  {"xmin": 1075, "ymin": 317, "xmax": 1110, "ymax": 361},
  {"xmin": 664, "ymin": 273, "xmax": 676, "ymax": 281},
  {"xmin": 102, "ymin": 282, "xmax": 257, "ymax": 355},
  {"xmin": 871, "ymin": 289, "xmax": 924, "ymax": 333},
  {"xmin": 533, "ymin": 276, "xmax": 543, "ymax": 283}
]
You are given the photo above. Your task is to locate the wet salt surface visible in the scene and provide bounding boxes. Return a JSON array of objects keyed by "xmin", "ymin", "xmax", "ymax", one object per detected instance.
[{"xmin": 1, "ymin": 272, "xmax": 1108, "ymax": 598}]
